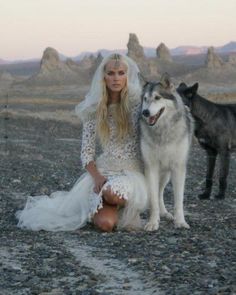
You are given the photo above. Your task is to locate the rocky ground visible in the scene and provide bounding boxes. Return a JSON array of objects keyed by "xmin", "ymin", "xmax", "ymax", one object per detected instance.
[{"xmin": 0, "ymin": 115, "xmax": 235, "ymax": 295}]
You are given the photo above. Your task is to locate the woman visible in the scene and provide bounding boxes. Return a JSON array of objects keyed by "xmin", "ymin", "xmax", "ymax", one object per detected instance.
[{"xmin": 16, "ymin": 53, "xmax": 148, "ymax": 232}]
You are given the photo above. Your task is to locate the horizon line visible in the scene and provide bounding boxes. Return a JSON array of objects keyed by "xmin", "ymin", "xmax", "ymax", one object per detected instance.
[{"xmin": 1, "ymin": 40, "xmax": 236, "ymax": 63}]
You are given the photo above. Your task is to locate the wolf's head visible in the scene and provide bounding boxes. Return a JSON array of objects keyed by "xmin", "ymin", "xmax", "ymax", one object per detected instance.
[
  {"xmin": 177, "ymin": 82, "xmax": 199, "ymax": 108},
  {"xmin": 141, "ymin": 73, "xmax": 177, "ymax": 126}
]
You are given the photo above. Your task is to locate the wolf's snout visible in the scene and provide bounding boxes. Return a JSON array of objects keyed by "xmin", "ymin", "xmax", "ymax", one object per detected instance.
[{"xmin": 142, "ymin": 109, "xmax": 150, "ymax": 117}]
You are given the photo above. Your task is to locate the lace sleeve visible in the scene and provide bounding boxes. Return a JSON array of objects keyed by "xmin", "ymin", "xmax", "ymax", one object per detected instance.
[{"xmin": 81, "ymin": 118, "xmax": 96, "ymax": 168}]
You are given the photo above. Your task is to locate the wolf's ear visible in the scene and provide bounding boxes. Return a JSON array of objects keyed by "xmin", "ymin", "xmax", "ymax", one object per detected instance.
[
  {"xmin": 183, "ymin": 83, "xmax": 199, "ymax": 99},
  {"xmin": 178, "ymin": 82, "xmax": 188, "ymax": 91},
  {"xmin": 138, "ymin": 72, "xmax": 148, "ymax": 87},
  {"xmin": 191, "ymin": 83, "xmax": 199, "ymax": 94},
  {"xmin": 160, "ymin": 73, "xmax": 172, "ymax": 89}
]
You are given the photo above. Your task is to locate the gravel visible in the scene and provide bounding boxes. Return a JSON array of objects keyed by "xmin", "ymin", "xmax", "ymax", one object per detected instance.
[{"xmin": 0, "ymin": 115, "xmax": 235, "ymax": 295}]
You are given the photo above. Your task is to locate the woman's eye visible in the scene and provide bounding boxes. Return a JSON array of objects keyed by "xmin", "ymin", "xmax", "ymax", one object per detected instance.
[{"xmin": 106, "ymin": 70, "xmax": 126, "ymax": 76}]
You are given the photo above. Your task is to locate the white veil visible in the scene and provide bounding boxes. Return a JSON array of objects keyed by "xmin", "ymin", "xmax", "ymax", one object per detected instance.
[{"xmin": 75, "ymin": 53, "xmax": 141, "ymax": 121}]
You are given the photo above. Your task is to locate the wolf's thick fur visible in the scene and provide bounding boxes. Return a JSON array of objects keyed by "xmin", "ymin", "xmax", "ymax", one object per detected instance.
[
  {"xmin": 177, "ymin": 82, "xmax": 236, "ymax": 199},
  {"xmin": 140, "ymin": 74, "xmax": 193, "ymax": 231}
]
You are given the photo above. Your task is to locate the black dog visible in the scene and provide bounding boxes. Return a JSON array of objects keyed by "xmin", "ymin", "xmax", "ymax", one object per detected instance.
[{"xmin": 177, "ymin": 82, "xmax": 236, "ymax": 199}]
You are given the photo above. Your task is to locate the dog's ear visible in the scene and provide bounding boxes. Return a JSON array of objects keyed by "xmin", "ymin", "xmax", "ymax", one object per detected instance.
[
  {"xmin": 178, "ymin": 82, "xmax": 188, "ymax": 91},
  {"xmin": 191, "ymin": 83, "xmax": 199, "ymax": 94},
  {"xmin": 160, "ymin": 73, "xmax": 173, "ymax": 89},
  {"xmin": 183, "ymin": 83, "xmax": 199, "ymax": 99},
  {"xmin": 138, "ymin": 72, "xmax": 148, "ymax": 87}
]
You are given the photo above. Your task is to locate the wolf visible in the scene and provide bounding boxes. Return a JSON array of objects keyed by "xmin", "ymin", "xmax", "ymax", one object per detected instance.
[
  {"xmin": 140, "ymin": 74, "xmax": 193, "ymax": 231},
  {"xmin": 177, "ymin": 82, "xmax": 236, "ymax": 199}
]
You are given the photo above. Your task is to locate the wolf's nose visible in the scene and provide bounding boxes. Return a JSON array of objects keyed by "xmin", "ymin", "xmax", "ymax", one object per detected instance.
[{"xmin": 142, "ymin": 109, "xmax": 150, "ymax": 117}]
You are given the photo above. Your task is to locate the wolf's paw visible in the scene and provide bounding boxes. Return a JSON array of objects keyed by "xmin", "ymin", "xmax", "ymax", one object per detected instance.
[
  {"xmin": 174, "ymin": 220, "xmax": 190, "ymax": 229},
  {"xmin": 198, "ymin": 192, "xmax": 210, "ymax": 200},
  {"xmin": 161, "ymin": 212, "xmax": 174, "ymax": 220},
  {"xmin": 144, "ymin": 221, "xmax": 160, "ymax": 231},
  {"xmin": 214, "ymin": 193, "xmax": 225, "ymax": 200}
]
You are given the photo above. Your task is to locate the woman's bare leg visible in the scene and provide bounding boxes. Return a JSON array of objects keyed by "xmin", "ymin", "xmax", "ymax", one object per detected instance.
[
  {"xmin": 102, "ymin": 188, "xmax": 126, "ymax": 207},
  {"xmin": 93, "ymin": 204, "xmax": 118, "ymax": 232},
  {"xmin": 93, "ymin": 189, "xmax": 126, "ymax": 232}
]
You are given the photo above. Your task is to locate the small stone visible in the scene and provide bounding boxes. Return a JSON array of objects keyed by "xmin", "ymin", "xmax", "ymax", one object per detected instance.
[
  {"xmin": 12, "ymin": 179, "xmax": 21, "ymax": 183},
  {"xmin": 128, "ymin": 258, "xmax": 138, "ymax": 263},
  {"xmin": 162, "ymin": 265, "xmax": 171, "ymax": 273}
]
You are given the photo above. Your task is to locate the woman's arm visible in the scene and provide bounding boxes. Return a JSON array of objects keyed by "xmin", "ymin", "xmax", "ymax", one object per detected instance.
[
  {"xmin": 85, "ymin": 161, "xmax": 107, "ymax": 194},
  {"xmin": 81, "ymin": 118, "xmax": 107, "ymax": 194}
]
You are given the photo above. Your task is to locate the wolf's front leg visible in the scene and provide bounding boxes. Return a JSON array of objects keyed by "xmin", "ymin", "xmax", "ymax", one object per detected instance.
[
  {"xmin": 159, "ymin": 172, "xmax": 173, "ymax": 220},
  {"xmin": 144, "ymin": 168, "xmax": 160, "ymax": 231},
  {"xmin": 199, "ymin": 148, "xmax": 217, "ymax": 199},
  {"xmin": 171, "ymin": 167, "xmax": 190, "ymax": 229}
]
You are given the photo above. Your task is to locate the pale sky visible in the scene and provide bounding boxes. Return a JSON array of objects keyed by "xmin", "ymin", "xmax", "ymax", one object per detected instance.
[{"xmin": 0, "ymin": 0, "xmax": 235, "ymax": 60}]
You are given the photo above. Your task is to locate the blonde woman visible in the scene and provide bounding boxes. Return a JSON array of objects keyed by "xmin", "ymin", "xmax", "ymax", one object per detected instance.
[{"xmin": 16, "ymin": 54, "xmax": 148, "ymax": 232}]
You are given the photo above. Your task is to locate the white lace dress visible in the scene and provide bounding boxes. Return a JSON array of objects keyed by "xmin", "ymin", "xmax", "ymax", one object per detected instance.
[{"xmin": 16, "ymin": 102, "xmax": 148, "ymax": 231}]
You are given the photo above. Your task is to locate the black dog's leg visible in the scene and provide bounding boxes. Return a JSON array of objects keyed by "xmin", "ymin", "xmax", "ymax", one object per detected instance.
[
  {"xmin": 199, "ymin": 148, "xmax": 217, "ymax": 200},
  {"xmin": 215, "ymin": 151, "xmax": 230, "ymax": 199}
]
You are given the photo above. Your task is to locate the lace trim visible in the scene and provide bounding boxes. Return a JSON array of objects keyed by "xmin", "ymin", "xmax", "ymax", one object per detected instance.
[{"xmin": 88, "ymin": 174, "xmax": 131, "ymax": 216}]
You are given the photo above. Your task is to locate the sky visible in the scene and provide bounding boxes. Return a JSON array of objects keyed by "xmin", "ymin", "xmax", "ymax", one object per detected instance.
[{"xmin": 0, "ymin": 0, "xmax": 235, "ymax": 60}]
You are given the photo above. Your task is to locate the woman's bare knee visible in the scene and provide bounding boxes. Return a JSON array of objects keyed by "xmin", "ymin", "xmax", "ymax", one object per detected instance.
[
  {"xmin": 94, "ymin": 218, "xmax": 114, "ymax": 232},
  {"xmin": 93, "ymin": 205, "xmax": 118, "ymax": 232},
  {"xmin": 102, "ymin": 189, "xmax": 126, "ymax": 206}
]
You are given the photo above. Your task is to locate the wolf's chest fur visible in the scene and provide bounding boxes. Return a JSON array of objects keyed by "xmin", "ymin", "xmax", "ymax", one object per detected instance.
[{"xmin": 140, "ymin": 109, "xmax": 187, "ymax": 146}]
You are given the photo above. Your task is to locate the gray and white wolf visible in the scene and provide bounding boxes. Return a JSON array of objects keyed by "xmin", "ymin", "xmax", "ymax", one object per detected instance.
[
  {"xmin": 177, "ymin": 82, "xmax": 236, "ymax": 199},
  {"xmin": 140, "ymin": 74, "xmax": 193, "ymax": 231}
]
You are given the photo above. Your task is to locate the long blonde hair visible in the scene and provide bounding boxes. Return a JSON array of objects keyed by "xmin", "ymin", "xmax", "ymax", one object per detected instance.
[{"xmin": 96, "ymin": 55, "xmax": 130, "ymax": 144}]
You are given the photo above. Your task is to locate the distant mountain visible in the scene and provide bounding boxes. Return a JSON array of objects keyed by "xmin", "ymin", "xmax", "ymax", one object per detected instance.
[
  {"xmin": 0, "ymin": 59, "xmax": 9, "ymax": 65},
  {"xmin": 73, "ymin": 42, "xmax": 236, "ymax": 60},
  {"xmin": 1, "ymin": 58, "xmax": 40, "ymax": 65},
  {"xmin": 217, "ymin": 41, "xmax": 236, "ymax": 53},
  {"xmin": 73, "ymin": 49, "xmax": 127, "ymax": 61},
  {"xmin": 171, "ymin": 46, "xmax": 207, "ymax": 56},
  {"xmin": 1, "ymin": 41, "xmax": 236, "ymax": 66},
  {"xmin": 171, "ymin": 42, "xmax": 236, "ymax": 56},
  {"xmin": 0, "ymin": 53, "xmax": 67, "ymax": 65},
  {"xmin": 0, "ymin": 61, "xmax": 40, "ymax": 76}
]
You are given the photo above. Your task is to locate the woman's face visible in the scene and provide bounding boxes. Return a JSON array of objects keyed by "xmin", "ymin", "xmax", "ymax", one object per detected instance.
[{"xmin": 104, "ymin": 60, "xmax": 127, "ymax": 93}]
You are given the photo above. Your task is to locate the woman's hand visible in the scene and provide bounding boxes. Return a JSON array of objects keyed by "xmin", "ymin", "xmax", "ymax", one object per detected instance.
[
  {"xmin": 85, "ymin": 161, "xmax": 107, "ymax": 194},
  {"xmin": 93, "ymin": 174, "xmax": 107, "ymax": 194}
]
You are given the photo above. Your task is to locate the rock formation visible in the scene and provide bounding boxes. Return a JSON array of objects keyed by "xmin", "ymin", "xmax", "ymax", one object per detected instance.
[
  {"xmin": 88, "ymin": 53, "xmax": 103, "ymax": 78},
  {"xmin": 205, "ymin": 47, "xmax": 224, "ymax": 69},
  {"xmin": 156, "ymin": 43, "xmax": 172, "ymax": 62},
  {"xmin": 126, "ymin": 33, "xmax": 155, "ymax": 78},
  {"xmin": 181, "ymin": 46, "xmax": 236, "ymax": 85},
  {"xmin": 78, "ymin": 55, "xmax": 96, "ymax": 69},
  {"xmin": 127, "ymin": 33, "xmax": 145, "ymax": 62},
  {"xmin": 26, "ymin": 47, "xmax": 87, "ymax": 86},
  {"xmin": 228, "ymin": 53, "xmax": 236, "ymax": 65},
  {"xmin": 40, "ymin": 47, "xmax": 61, "ymax": 71},
  {"xmin": 65, "ymin": 58, "xmax": 80, "ymax": 70}
]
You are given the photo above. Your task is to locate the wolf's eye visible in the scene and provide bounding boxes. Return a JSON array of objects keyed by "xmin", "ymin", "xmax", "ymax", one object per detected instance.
[{"xmin": 155, "ymin": 95, "xmax": 161, "ymax": 100}]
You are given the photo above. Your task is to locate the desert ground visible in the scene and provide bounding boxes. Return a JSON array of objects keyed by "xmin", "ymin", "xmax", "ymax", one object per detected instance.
[
  {"xmin": 0, "ymin": 86, "xmax": 235, "ymax": 295},
  {"xmin": 1, "ymin": 39, "xmax": 236, "ymax": 293}
]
